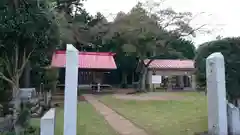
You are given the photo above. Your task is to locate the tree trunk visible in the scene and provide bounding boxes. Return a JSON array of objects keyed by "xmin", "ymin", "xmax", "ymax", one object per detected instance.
[
  {"xmin": 123, "ymin": 73, "xmax": 127, "ymax": 85},
  {"xmin": 12, "ymin": 84, "xmax": 18, "ymax": 98},
  {"xmin": 139, "ymin": 59, "xmax": 154, "ymax": 91},
  {"xmin": 132, "ymin": 72, "xmax": 135, "ymax": 84},
  {"xmin": 14, "ymin": 104, "xmax": 22, "ymax": 135},
  {"xmin": 23, "ymin": 62, "xmax": 31, "ymax": 88},
  {"xmin": 121, "ymin": 72, "xmax": 127, "ymax": 88},
  {"xmin": 12, "ymin": 76, "xmax": 23, "ymax": 135},
  {"xmin": 140, "ymin": 67, "xmax": 147, "ymax": 91},
  {"xmin": 44, "ymin": 91, "xmax": 48, "ymax": 106},
  {"xmin": 12, "ymin": 85, "xmax": 22, "ymax": 135},
  {"xmin": 51, "ymin": 81, "xmax": 58, "ymax": 94}
]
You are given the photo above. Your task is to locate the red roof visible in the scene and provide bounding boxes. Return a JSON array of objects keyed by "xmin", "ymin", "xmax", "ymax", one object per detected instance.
[
  {"xmin": 51, "ymin": 51, "xmax": 117, "ymax": 69},
  {"xmin": 144, "ymin": 59, "xmax": 194, "ymax": 70}
]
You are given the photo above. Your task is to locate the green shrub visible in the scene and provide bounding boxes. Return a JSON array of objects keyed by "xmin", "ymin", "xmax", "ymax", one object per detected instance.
[
  {"xmin": 195, "ymin": 37, "xmax": 240, "ymax": 102},
  {"xmin": 44, "ymin": 68, "xmax": 59, "ymax": 92},
  {"xmin": 0, "ymin": 126, "xmax": 40, "ymax": 135}
]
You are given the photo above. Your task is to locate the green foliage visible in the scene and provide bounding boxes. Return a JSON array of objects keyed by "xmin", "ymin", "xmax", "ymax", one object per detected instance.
[
  {"xmin": 54, "ymin": 9, "xmax": 93, "ymax": 46},
  {"xmin": 50, "ymin": 0, "xmax": 95, "ymax": 48},
  {"xmin": 101, "ymin": 4, "xmax": 165, "ymax": 58},
  {"xmin": 0, "ymin": 0, "xmax": 59, "ymax": 54},
  {"xmin": 100, "ymin": 36, "xmax": 137, "ymax": 71},
  {"xmin": 55, "ymin": 0, "xmax": 85, "ymax": 15},
  {"xmin": 0, "ymin": 0, "xmax": 60, "ymax": 91},
  {"xmin": 0, "ymin": 88, "xmax": 11, "ymax": 103},
  {"xmin": 1, "ymin": 126, "xmax": 40, "ymax": 135},
  {"xmin": 44, "ymin": 68, "xmax": 59, "ymax": 91},
  {"xmin": 90, "ymin": 2, "xmax": 198, "ymax": 61},
  {"xmin": 88, "ymin": 12, "xmax": 106, "ymax": 27},
  {"xmin": 3, "ymin": 101, "xmax": 35, "ymax": 135},
  {"xmin": 0, "ymin": 67, "xmax": 9, "ymax": 102},
  {"xmin": 86, "ymin": 2, "xmax": 199, "ymax": 88},
  {"xmin": 169, "ymin": 38, "xmax": 196, "ymax": 59},
  {"xmin": 24, "ymin": 126, "xmax": 40, "ymax": 135},
  {"xmin": 44, "ymin": 68, "xmax": 59, "ymax": 82},
  {"xmin": 15, "ymin": 102, "xmax": 31, "ymax": 127},
  {"xmin": 195, "ymin": 37, "xmax": 240, "ymax": 100},
  {"xmin": 0, "ymin": 1, "xmax": 60, "ymax": 135}
]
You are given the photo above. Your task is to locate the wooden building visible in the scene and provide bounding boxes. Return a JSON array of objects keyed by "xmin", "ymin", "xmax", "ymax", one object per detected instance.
[
  {"xmin": 139, "ymin": 59, "xmax": 196, "ymax": 91},
  {"xmin": 51, "ymin": 51, "xmax": 117, "ymax": 90}
]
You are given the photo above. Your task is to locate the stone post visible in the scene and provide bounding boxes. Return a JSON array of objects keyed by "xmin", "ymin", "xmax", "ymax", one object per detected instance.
[
  {"xmin": 63, "ymin": 44, "xmax": 79, "ymax": 135},
  {"xmin": 206, "ymin": 52, "xmax": 228, "ymax": 135},
  {"xmin": 227, "ymin": 103, "xmax": 240, "ymax": 135},
  {"xmin": 40, "ymin": 108, "xmax": 56, "ymax": 135}
]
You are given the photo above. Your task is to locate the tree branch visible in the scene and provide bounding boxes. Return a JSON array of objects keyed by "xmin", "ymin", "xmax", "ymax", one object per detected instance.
[
  {"xmin": 189, "ymin": 12, "xmax": 206, "ymax": 23},
  {"xmin": 18, "ymin": 48, "xmax": 35, "ymax": 77},
  {"xmin": 145, "ymin": 59, "xmax": 154, "ymax": 68},
  {"xmin": 162, "ymin": 15, "xmax": 180, "ymax": 29},
  {"xmin": 179, "ymin": 24, "xmax": 207, "ymax": 37},
  {"xmin": 0, "ymin": 72, "xmax": 14, "ymax": 85}
]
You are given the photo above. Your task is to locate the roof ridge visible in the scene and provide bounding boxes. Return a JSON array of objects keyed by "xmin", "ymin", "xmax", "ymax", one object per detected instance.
[{"xmin": 54, "ymin": 51, "xmax": 116, "ymax": 56}]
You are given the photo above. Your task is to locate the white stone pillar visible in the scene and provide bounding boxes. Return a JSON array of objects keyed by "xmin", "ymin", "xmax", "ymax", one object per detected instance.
[
  {"xmin": 64, "ymin": 44, "xmax": 79, "ymax": 135},
  {"xmin": 227, "ymin": 103, "xmax": 240, "ymax": 135},
  {"xmin": 206, "ymin": 52, "xmax": 228, "ymax": 135},
  {"xmin": 41, "ymin": 108, "xmax": 56, "ymax": 135}
]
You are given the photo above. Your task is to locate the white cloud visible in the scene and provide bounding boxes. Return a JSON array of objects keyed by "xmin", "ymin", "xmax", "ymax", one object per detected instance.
[{"xmin": 83, "ymin": 0, "xmax": 240, "ymax": 47}]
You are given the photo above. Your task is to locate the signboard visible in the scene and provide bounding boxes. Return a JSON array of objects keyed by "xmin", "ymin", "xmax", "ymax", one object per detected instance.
[
  {"xmin": 152, "ymin": 75, "xmax": 162, "ymax": 84},
  {"xmin": 19, "ymin": 88, "xmax": 36, "ymax": 99}
]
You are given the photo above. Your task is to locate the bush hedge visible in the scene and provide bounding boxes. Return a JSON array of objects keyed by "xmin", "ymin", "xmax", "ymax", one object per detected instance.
[{"xmin": 195, "ymin": 37, "xmax": 240, "ymax": 102}]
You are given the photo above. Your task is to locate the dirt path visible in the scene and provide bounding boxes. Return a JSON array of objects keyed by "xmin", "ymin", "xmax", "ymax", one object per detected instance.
[{"xmin": 84, "ymin": 94, "xmax": 149, "ymax": 135}]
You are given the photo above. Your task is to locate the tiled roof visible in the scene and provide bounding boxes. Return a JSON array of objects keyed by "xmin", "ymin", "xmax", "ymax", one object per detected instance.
[
  {"xmin": 144, "ymin": 59, "xmax": 194, "ymax": 69},
  {"xmin": 51, "ymin": 51, "xmax": 117, "ymax": 69}
]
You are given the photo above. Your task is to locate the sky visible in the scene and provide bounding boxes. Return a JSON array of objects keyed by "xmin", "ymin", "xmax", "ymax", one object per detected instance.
[{"xmin": 83, "ymin": 0, "xmax": 240, "ymax": 47}]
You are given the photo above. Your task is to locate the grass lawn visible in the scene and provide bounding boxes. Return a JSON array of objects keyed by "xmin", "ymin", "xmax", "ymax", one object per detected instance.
[
  {"xmin": 100, "ymin": 92, "xmax": 207, "ymax": 135},
  {"xmin": 31, "ymin": 102, "xmax": 117, "ymax": 135}
]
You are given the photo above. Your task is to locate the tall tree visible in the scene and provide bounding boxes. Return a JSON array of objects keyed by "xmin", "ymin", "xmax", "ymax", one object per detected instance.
[
  {"xmin": 51, "ymin": 0, "xmax": 94, "ymax": 48},
  {"xmin": 0, "ymin": 0, "xmax": 60, "ymax": 134},
  {"xmin": 100, "ymin": 35, "xmax": 138, "ymax": 86},
  {"xmin": 91, "ymin": 2, "xmax": 207, "ymax": 90}
]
